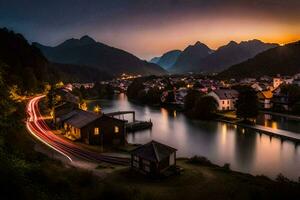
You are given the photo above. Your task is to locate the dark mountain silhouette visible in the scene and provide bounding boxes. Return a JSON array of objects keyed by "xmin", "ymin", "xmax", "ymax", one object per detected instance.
[
  {"xmin": 0, "ymin": 28, "xmax": 53, "ymax": 91},
  {"xmin": 0, "ymin": 28, "xmax": 114, "ymax": 92},
  {"xmin": 150, "ymin": 50, "xmax": 182, "ymax": 70},
  {"xmin": 171, "ymin": 41, "xmax": 212, "ymax": 72},
  {"xmin": 218, "ymin": 41, "xmax": 300, "ymax": 79},
  {"xmin": 170, "ymin": 40, "xmax": 278, "ymax": 73},
  {"xmin": 34, "ymin": 36, "xmax": 166, "ymax": 76}
]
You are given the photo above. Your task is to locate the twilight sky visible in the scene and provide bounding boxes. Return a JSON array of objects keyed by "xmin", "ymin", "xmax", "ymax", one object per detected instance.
[{"xmin": 1, "ymin": 0, "xmax": 300, "ymax": 59}]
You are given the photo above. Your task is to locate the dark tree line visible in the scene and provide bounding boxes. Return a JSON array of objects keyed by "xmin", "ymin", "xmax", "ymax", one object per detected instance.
[{"xmin": 184, "ymin": 90, "xmax": 218, "ymax": 120}]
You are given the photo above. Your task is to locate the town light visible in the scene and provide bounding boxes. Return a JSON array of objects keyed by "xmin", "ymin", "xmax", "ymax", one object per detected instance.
[{"xmin": 94, "ymin": 105, "xmax": 101, "ymax": 113}]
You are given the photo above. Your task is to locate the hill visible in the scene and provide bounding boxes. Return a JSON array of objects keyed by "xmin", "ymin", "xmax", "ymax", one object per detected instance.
[
  {"xmin": 218, "ymin": 41, "xmax": 300, "ymax": 79},
  {"xmin": 34, "ymin": 36, "xmax": 166, "ymax": 76}
]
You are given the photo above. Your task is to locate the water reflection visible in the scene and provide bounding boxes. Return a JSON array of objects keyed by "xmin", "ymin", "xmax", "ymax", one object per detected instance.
[
  {"xmin": 257, "ymin": 113, "xmax": 300, "ymax": 133},
  {"xmin": 88, "ymin": 95, "xmax": 300, "ymax": 180}
]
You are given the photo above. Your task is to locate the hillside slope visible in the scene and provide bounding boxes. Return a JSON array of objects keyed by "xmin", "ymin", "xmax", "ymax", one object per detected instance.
[{"xmin": 218, "ymin": 41, "xmax": 300, "ymax": 79}]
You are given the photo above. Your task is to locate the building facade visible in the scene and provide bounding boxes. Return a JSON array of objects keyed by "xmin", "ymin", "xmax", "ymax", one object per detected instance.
[
  {"xmin": 207, "ymin": 89, "xmax": 239, "ymax": 111},
  {"xmin": 58, "ymin": 109, "xmax": 126, "ymax": 146}
]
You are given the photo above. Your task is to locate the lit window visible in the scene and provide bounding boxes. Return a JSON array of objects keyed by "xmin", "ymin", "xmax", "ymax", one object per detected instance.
[
  {"xmin": 94, "ymin": 127, "xmax": 99, "ymax": 135},
  {"xmin": 114, "ymin": 126, "xmax": 119, "ymax": 133}
]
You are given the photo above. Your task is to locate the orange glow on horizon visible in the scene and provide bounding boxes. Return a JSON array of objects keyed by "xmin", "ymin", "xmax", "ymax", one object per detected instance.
[{"xmin": 96, "ymin": 14, "xmax": 300, "ymax": 59}]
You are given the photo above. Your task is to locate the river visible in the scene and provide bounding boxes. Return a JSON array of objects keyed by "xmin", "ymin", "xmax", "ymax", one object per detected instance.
[{"xmin": 88, "ymin": 94, "xmax": 300, "ymax": 180}]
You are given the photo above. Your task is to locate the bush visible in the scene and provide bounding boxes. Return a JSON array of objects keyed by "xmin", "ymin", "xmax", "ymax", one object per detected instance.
[
  {"xmin": 222, "ymin": 163, "xmax": 231, "ymax": 171},
  {"xmin": 188, "ymin": 156, "xmax": 214, "ymax": 166}
]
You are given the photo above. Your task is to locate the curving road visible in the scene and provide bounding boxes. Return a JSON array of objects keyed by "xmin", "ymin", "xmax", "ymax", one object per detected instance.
[{"xmin": 26, "ymin": 95, "xmax": 129, "ymax": 165}]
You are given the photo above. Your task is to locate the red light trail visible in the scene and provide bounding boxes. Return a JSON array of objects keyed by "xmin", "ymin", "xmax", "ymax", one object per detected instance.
[{"xmin": 26, "ymin": 95, "xmax": 129, "ymax": 165}]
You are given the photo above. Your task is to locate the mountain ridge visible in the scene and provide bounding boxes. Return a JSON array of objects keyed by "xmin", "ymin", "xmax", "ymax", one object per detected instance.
[
  {"xmin": 34, "ymin": 35, "xmax": 166, "ymax": 76},
  {"xmin": 169, "ymin": 39, "xmax": 278, "ymax": 73},
  {"xmin": 218, "ymin": 40, "xmax": 300, "ymax": 79}
]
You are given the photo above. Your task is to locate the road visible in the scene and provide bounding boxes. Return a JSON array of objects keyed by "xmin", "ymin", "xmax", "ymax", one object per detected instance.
[{"xmin": 26, "ymin": 95, "xmax": 130, "ymax": 165}]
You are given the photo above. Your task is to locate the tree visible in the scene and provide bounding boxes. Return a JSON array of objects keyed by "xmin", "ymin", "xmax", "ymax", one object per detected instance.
[
  {"xmin": 193, "ymin": 96, "xmax": 218, "ymax": 119},
  {"xmin": 46, "ymin": 86, "xmax": 55, "ymax": 109},
  {"xmin": 80, "ymin": 85, "xmax": 88, "ymax": 99},
  {"xmin": 147, "ymin": 87, "xmax": 162, "ymax": 104},
  {"xmin": 236, "ymin": 86, "xmax": 259, "ymax": 121},
  {"xmin": 184, "ymin": 89, "xmax": 203, "ymax": 111},
  {"xmin": 23, "ymin": 67, "xmax": 38, "ymax": 92},
  {"xmin": 280, "ymin": 84, "xmax": 300, "ymax": 106}
]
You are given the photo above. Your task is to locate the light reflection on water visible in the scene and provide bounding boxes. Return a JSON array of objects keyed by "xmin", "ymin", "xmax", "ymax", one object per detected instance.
[{"xmin": 88, "ymin": 94, "xmax": 300, "ymax": 180}]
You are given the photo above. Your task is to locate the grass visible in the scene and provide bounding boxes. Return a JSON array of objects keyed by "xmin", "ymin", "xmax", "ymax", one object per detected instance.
[{"xmin": 101, "ymin": 158, "xmax": 300, "ymax": 200}]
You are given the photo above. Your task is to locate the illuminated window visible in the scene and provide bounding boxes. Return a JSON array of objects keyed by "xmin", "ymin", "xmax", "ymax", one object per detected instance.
[
  {"xmin": 94, "ymin": 127, "xmax": 99, "ymax": 135},
  {"xmin": 114, "ymin": 126, "xmax": 119, "ymax": 133}
]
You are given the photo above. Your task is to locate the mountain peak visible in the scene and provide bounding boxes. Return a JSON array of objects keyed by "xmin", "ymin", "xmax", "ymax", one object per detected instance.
[
  {"xmin": 228, "ymin": 41, "xmax": 238, "ymax": 45},
  {"xmin": 194, "ymin": 41, "xmax": 206, "ymax": 46},
  {"xmin": 79, "ymin": 35, "xmax": 96, "ymax": 44}
]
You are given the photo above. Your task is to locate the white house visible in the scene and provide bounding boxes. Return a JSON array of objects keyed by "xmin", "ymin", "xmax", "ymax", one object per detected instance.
[{"xmin": 207, "ymin": 89, "xmax": 239, "ymax": 111}]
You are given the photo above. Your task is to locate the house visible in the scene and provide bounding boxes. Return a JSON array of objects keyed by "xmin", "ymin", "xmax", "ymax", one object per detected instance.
[
  {"xmin": 273, "ymin": 77, "xmax": 283, "ymax": 89},
  {"xmin": 257, "ymin": 90, "xmax": 273, "ymax": 109},
  {"xmin": 53, "ymin": 102, "xmax": 78, "ymax": 127},
  {"xmin": 61, "ymin": 109, "xmax": 126, "ymax": 146},
  {"xmin": 55, "ymin": 88, "xmax": 80, "ymax": 104},
  {"xmin": 207, "ymin": 89, "xmax": 239, "ymax": 111},
  {"xmin": 131, "ymin": 140, "xmax": 177, "ymax": 176}
]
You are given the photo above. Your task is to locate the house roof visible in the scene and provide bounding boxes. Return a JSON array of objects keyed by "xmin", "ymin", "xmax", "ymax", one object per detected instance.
[
  {"xmin": 64, "ymin": 109, "xmax": 102, "ymax": 128},
  {"xmin": 54, "ymin": 102, "xmax": 77, "ymax": 118},
  {"xmin": 258, "ymin": 90, "xmax": 273, "ymax": 99},
  {"xmin": 213, "ymin": 89, "xmax": 239, "ymax": 100},
  {"xmin": 131, "ymin": 140, "xmax": 177, "ymax": 162}
]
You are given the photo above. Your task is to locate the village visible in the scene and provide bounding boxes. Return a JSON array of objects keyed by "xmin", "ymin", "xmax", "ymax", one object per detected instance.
[
  {"xmin": 41, "ymin": 72, "xmax": 300, "ymax": 178},
  {"xmin": 69, "ymin": 73, "xmax": 300, "ymax": 112}
]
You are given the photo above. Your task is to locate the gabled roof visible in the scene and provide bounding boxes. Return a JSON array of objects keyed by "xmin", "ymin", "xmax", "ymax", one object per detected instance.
[
  {"xmin": 258, "ymin": 90, "xmax": 273, "ymax": 99},
  {"xmin": 64, "ymin": 110, "xmax": 102, "ymax": 128},
  {"xmin": 131, "ymin": 140, "xmax": 177, "ymax": 162},
  {"xmin": 212, "ymin": 89, "xmax": 239, "ymax": 100},
  {"xmin": 54, "ymin": 102, "xmax": 77, "ymax": 118}
]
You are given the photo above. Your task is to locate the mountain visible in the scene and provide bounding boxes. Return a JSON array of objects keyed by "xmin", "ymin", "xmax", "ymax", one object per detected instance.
[
  {"xmin": 0, "ymin": 28, "xmax": 115, "ymax": 92},
  {"xmin": 155, "ymin": 50, "xmax": 182, "ymax": 70},
  {"xmin": 150, "ymin": 57, "xmax": 161, "ymax": 64},
  {"xmin": 218, "ymin": 41, "xmax": 300, "ymax": 79},
  {"xmin": 34, "ymin": 36, "xmax": 166, "ymax": 76},
  {"xmin": 171, "ymin": 41, "xmax": 212, "ymax": 72},
  {"xmin": 170, "ymin": 40, "xmax": 278, "ymax": 73}
]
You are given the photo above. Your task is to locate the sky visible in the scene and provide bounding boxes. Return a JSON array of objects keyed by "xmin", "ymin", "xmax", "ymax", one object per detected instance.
[{"xmin": 1, "ymin": 0, "xmax": 300, "ymax": 59}]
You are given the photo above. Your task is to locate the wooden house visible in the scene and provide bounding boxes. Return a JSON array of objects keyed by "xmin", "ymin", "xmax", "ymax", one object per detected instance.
[
  {"xmin": 61, "ymin": 109, "xmax": 126, "ymax": 146},
  {"xmin": 131, "ymin": 140, "xmax": 177, "ymax": 176}
]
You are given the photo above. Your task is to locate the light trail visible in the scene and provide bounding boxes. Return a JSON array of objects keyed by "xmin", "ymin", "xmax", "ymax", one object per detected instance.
[{"xmin": 25, "ymin": 95, "xmax": 130, "ymax": 165}]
